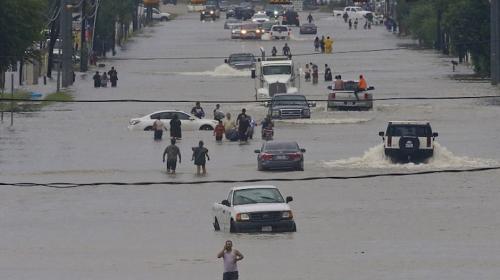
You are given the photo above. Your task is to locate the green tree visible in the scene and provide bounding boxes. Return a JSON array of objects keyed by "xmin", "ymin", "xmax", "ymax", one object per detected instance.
[
  {"xmin": 406, "ymin": 1, "xmax": 437, "ymax": 47},
  {"xmin": 0, "ymin": 0, "xmax": 47, "ymax": 88}
]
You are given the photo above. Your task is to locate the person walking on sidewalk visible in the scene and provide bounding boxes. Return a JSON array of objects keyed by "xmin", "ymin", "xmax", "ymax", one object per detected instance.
[
  {"xmin": 100, "ymin": 72, "xmax": 108, "ymax": 88},
  {"xmin": 93, "ymin": 71, "xmax": 101, "ymax": 88},
  {"xmin": 163, "ymin": 138, "xmax": 181, "ymax": 174},
  {"xmin": 217, "ymin": 240, "xmax": 244, "ymax": 280},
  {"xmin": 108, "ymin": 67, "xmax": 118, "ymax": 87},
  {"xmin": 192, "ymin": 140, "xmax": 210, "ymax": 175}
]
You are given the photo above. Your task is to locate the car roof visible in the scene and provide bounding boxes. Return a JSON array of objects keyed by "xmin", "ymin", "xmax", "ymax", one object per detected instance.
[
  {"xmin": 273, "ymin": 93, "xmax": 305, "ymax": 98},
  {"xmin": 149, "ymin": 110, "xmax": 188, "ymax": 115},
  {"xmin": 261, "ymin": 60, "xmax": 292, "ymax": 66},
  {"xmin": 388, "ymin": 121, "xmax": 430, "ymax": 125},
  {"xmin": 232, "ymin": 185, "xmax": 278, "ymax": 191},
  {"xmin": 263, "ymin": 141, "xmax": 299, "ymax": 147},
  {"xmin": 230, "ymin": 52, "xmax": 254, "ymax": 56}
]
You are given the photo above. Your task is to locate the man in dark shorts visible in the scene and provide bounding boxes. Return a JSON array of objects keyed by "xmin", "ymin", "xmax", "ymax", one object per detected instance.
[
  {"xmin": 217, "ymin": 240, "xmax": 243, "ymax": 280},
  {"xmin": 163, "ymin": 138, "xmax": 181, "ymax": 174},
  {"xmin": 192, "ymin": 140, "xmax": 209, "ymax": 175}
]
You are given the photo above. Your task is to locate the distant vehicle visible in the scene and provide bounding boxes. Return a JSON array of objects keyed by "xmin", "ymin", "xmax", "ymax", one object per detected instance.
[
  {"xmin": 268, "ymin": 94, "xmax": 313, "ymax": 119},
  {"xmin": 299, "ymin": 23, "xmax": 317, "ymax": 34},
  {"xmin": 327, "ymin": 81, "xmax": 374, "ymax": 111},
  {"xmin": 282, "ymin": 10, "xmax": 300, "ymax": 26},
  {"xmin": 227, "ymin": 6, "xmax": 255, "ymax": 20},
  {"xmin": 270, "ymin": 25, "xmax": 291, "ymax": 40},
  {"xmin": 258, "ymin": 20, "xmax": 279, "ymax": 33},
  {"xmin": 230, "ymin": 26, "xmax": 242, "ymax": 39},
  {"xmin": 225, "ymin": 53, "xmax": 256, "ymax": 69},
  {"xmin": 224, "ymin": 18, "xmax": 242, "ymax": 29},
  {"xmin": 333, "ymin": 6, "xmax": 372, "ymax": 19},
  {"xmin": 255, "ymin": 141, "xmax": 306, "ymax": 171},
  {"xmin": 239, "ymin": 23, "xmax": 264, "ymax": 39},
  {"xmin": 144, "ymin": 7, "xmax": 171, "ymax": 21},
  {"xmin": 162, "ymin": 0, "xmax": 177, "ymax": 5},
  {"xmin": 265, "ymin": 4, "xmax": 286, "ymax": 18},
  {"xmin": 219, "ymin": 0, "xmax": 229, "ymax": 11},
  {"xmin": 251, "ymin": 13, "xmax": 270, "ymax": 23},
  {"xmin": 379, "ymin": 121, "xmax": 439, "ymax": 162},
  {"xmin": 200, "ymin": 5, "xmax": 220, "ymax": 20},
  {"xmin": 128, "ymin": 110, "xmax": 217, "ymax": 131},
  {"xmin": 212, "ymin": 185, "xmax": 296, "ymax": 233}
]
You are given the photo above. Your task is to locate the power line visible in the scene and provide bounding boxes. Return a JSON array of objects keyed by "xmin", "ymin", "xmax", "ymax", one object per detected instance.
[{"xmin": 1, "ymin": 166, "xmax": 499, "ymax": 188}]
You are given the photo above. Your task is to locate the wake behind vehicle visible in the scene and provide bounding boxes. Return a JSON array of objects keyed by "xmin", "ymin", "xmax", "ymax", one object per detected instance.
[
  {"xmin": 225, "ymin": 53, "xmax": 256, "ymax": 69},
  {"xmin": 212, "ymin": 185, "xmax": 296, "ymax": 233},
  {"xmin": 379, "ymin": 121, "xmax": 439, "ymax": 162},
  {"xmin": 253, "ymin": 56, "xmax": 299, "ymax": 100},
  {"xmin": 268, "ymin": 94, "xmax": 312, "ymax": 119},
  {"xmin": 128, "ymin": 110, "xmax": 217, "ymax": 131},
  {"xmin": 327, "ymin": 81, "xmax": 374, "ymax": 111},
  {"xmin": 255, "ymin": 141, "xmax": 306, "ymax": 171}
]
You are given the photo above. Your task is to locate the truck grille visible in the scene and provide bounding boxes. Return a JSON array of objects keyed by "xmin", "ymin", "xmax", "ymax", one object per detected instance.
[
  {"xmin": 249, "ymin": 211, "xmax": 282, "ymax": 221},
  {"xmin": 269, "ymin": 82, "xmax": 287, "ymax": 96},
  {"xmin": 280, "ymin": 109, "xmax": 302, "ymax": 118}
]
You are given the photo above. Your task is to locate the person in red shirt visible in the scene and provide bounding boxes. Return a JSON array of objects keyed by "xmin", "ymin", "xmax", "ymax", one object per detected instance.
[
  {"xmin": 358, "ymin": 74, "xmax": 367, "ymax": 91},
  {"xmin": 214, "ymin": 120, "xmax": 225, "ymax": 142}
]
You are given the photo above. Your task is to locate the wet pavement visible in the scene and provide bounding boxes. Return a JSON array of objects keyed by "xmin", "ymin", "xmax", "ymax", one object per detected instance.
[{"xmin": 1, "ymin": 11, "xmax": 500, "ymax": 280}]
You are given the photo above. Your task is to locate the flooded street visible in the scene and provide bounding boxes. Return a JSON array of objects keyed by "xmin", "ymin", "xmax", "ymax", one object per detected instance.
[{"xmin": 1, "ymin": 11, "xmax": 500, "ymax": 279}]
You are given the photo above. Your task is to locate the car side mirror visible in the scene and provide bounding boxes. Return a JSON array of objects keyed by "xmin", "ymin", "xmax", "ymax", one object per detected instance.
[
  {"xmin": 308, "ymin": 101, "xmax": 316, "ymax": 108},
  {"xmin": 251, "ymin": 69, "xmax": 256, "ymax": 79},
  {"xmin": 433, "ymin": 132, "xmax": 438, "ymax": 137},
  {"xmin": 286, "ymin": 196, "xmax": 293, "ymax": 203},
  {"xmin": 300, "ymin": 148, "xmax": 306, "ymax": 153},
  {"xmin": 221, "ymin": 199, "xmax": 230, "ymax": 207},
  {"xmin": 327, "ymin": 85, "xmax": 332, "ymax": 90},
  {"xmin": 379, "ymin": 131, "xmax": 384, "ymax": 137},
  {"xmin": 254, "ymin": 149, "xmax": 260, "ymax": 153},
  {"xmin": 224, "ymin": 59, "xmax": 228, "ymax": 63},
  {"xmin": 367, "ymin": 86, "xmax": 375, "ymax": 90},
  {"xmin": 263, "ymin": 101, "xmax": 269, "ymax": 107}
]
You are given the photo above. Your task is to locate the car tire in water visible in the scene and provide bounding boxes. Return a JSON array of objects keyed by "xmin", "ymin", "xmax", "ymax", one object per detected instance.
[
  {"xmin": 213, "ymin": 217, "xmax": 220, "ymax": 231},
  {"xmin": 144, "ymin": 126, "xmax": 153, "ymax": 131},
  {"xmin": 258, "ymin": 162, "xmax": 264, "ymax": 171},
  {"xmin": 230, "ymin": 220, "xmax": 237, "ymax": 233},
  {"xmin": 297, "ymin": 160, "xmax": 304, "ymax": 171},
  {"xmin": 200, "ymin": 125, "xmax": 214, "ymax": 130}
]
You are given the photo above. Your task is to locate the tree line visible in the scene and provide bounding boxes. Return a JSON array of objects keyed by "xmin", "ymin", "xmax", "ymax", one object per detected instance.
[{"xmin": 396, "ymin": 0, "xmax": 490, "ymax": 75}]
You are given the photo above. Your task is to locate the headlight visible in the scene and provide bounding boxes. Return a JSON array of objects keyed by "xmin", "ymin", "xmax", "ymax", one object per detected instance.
[
  {"xmin": 129, "ymin": 120, "xmax": 140, "ymax": 125},
  {"xmin": 272, "ymin": 110, "xmax": 280, "ymax": 117},
  {"xmin": 236, "ymin": 213, "xmax": 250, "ymax": 221},
  {"xmin": 210, "ymin": 10, "xmax": 214, "ymax": 14},
  {"xmin": 202, "ymin": 11, "xmax": 205, "ymax": 14},
  {"xmin": 256, "ymin": 29, "xmax": 260, "ymax": 33},
  {"xmin": 241, "ymin": 30, "xmax": 247, "ymax": 34},
  {"xmin": 274, "ymin": 10, "xmax": 278, "ymax": 15},
  {"xmin": 281, "ymin": 211, "xmax": 293, "ymax": 219}
]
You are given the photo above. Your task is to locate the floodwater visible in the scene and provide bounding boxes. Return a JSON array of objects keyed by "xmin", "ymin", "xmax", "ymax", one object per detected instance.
[{"xmin": 1, "ymin": 10, "xmax": 500, "ymax": 280}]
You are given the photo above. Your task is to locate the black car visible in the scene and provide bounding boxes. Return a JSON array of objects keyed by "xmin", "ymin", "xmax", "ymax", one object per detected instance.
[
  {"xmin": 282, "ymin": 10, "xmax": 300, "ymax": 26},
  {"xmin": 228, "ymin": 6, "xmax": 255, "ymax": 20},
  {"xmin": 255, "ymin": 141, "xmax": 306, "ymax": 171},
  {"xmin": 268, "ymin": 94, "xmax": 312, "ymax": 119},
  {"xmin": 225, "ymin": 53, "xmax": 256, "ymax": 69},
  {"xmin": 299, "ymin": 23, "xmax": 317, "ymax": 34},
  {"xmin": 200, "ymin": 5, "xmax": 220, "ymax": 21}
]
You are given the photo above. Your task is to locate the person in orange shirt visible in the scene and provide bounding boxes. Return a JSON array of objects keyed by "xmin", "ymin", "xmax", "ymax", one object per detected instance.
[
  {"xmin": 214, "ymin": 120, "xmax": 225, "ymax": 142},
  {"xmin": 358, "ymin": 74, "xmax": 367, "ymax": 91}
]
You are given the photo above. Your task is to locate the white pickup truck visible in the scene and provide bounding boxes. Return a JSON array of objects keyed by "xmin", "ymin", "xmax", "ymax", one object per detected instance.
[
  {"xmin": 327, "ymin": 81, "xmax": 374, "ymax": 111},
  {"xmin": 333, "ymin": 6, "xmax": 372, "ymax": 18},
  {"xmin": 212, "ymin": 185, "xmax": 296, "ymax": 233}
]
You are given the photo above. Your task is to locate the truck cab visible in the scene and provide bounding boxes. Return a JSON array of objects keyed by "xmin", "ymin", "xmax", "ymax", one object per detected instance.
[{"xmin": 253, "ymin": 56, "xmax": 298, "ymax": 100}]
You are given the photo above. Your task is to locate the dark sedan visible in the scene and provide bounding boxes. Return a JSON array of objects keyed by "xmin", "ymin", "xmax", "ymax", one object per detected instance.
[
  {"xmin": 225, "ymin": 53, "xmax": 256, "ymax": 69},
  {"xmin": 300, "ymin": 23, "xmax": 317, "ymax": 34},
  {"xmin": 255, "ymin": 141, "xmax": 305, "ymax": 171}
]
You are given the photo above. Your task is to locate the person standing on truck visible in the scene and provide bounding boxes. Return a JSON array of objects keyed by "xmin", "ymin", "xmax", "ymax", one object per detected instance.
[
  {"xmin": 334, "ymin": 75, "xmax": 345, "ymax": 90},
  {"xmin": 358, "ymin": 74, "xmax": 367, "ymax": 91},
  {"xmin": 217, "ymin": 240, "xmax": 244, "ymax": 280}
]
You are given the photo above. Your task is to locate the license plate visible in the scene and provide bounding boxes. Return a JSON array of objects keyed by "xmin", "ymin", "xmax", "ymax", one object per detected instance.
[
  {"xmin": 275, "ymin": 155, "xmax": 287, "ymax": 160},
  {"xmin": 405, "ymin": 141, "xmax": 413, "ymax": 148},
  {"xmin": 262, "ymin": 226, "xmax": 272, "ymax": 232}
]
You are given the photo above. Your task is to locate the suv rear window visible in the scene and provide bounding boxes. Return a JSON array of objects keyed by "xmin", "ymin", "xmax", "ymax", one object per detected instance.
[
  {"xmin": 387, "ymin": 125, "xmax": 432, "ymax": 137},
  {"xmin": 272, "ymin": 26, "xmax": 288, "ymax": 32}
]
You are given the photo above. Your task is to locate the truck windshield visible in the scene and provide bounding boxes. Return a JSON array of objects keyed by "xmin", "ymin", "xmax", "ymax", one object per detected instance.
[
  {"xmin": 272, "ymin": 95, "xmax": 307, "ymax": 106},
  {"xmin": 233, "ymin": 188, "xmax": 284, "ymax": 205},
  {"xmin": 387, "ymin": 125, "xmax": 432, "ymax": 137},
  {"xmin": 263, "ymin": 65, "xmax": 291, "ymax": 75}
]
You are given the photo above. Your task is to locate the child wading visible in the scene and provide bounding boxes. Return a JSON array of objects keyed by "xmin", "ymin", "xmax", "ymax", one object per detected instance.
[{"xmin": 214, "ymin": 120, "xmax": 225, "ymax": 142}]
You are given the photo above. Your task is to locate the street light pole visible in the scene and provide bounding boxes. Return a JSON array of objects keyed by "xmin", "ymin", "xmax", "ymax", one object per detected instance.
[
  {"xmin": 80, "ymin": 0, "xmax": 88, "ymax": 72},
  {"xmin": 61, "ymin": 0, "xmax": 73, "ymax": 87}
]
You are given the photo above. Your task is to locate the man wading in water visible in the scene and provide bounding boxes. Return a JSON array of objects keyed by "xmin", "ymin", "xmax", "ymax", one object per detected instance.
[{"xmin": 217, "ymin": 240, "xmax": 244, "ymax": 280}]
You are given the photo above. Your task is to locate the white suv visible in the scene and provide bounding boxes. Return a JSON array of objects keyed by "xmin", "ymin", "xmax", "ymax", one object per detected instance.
[
  {"xmin": 379, "ymin": 121, "xmax": 438, "ymax": 162},
  {"xmin": 270, "ymin": 25, "xmax": 290, "ymax": 40}
]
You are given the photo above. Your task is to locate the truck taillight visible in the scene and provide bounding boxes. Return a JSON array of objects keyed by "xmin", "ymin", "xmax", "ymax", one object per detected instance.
[
  {"xmin": 288, "ymin": 31, "xmax": 290, "ymax": 36},
  {"xmin": 387, "ymin": 136, "xmax": 392, "ymax": 147},
  {"xmin": 427, "ymin": 136, "xmax": 431, "ymax": 147},
  {"xmin": 329, "ymin": 92, "xmax": 335, "ymax": 99}
]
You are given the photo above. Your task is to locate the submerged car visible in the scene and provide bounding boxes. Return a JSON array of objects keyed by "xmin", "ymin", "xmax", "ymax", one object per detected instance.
[
  {"xmin": 299, "ymin": 23, "xmax": 317, "ymax": 34},
  {"xmin": 212, "ymin": 185, "xmax": 296, "ymax": 233},
  {"xmin": 379, "ymin": 121, "xmax": 439, "ymax": 162},
  {"xmin": 268, "ymin": 94, "xmax": 312, "ymax": 119},
  {"xmin": 128, "ymin": 110, "xmax": 217, "ymax": 131},
  {"xmin": 225, "ymin": 53, "xmax": 256, "ymax": 69},
  {"xmin": 255, "ymin": 141, "xmax": 306, "ymax": 171}
]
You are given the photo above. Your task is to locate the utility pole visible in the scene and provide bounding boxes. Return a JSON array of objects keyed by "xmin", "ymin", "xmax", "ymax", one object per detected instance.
[
  {"xmin": 80, "ymin": 0, "xmax": 88, "ymax": 72},
  {"xmin": 492, "ymin": 0, "xmax": 500, "ymax": 85},
  {"xmin": 61, "ymin": 0, "xmax": 73, "ymax": 88}
]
